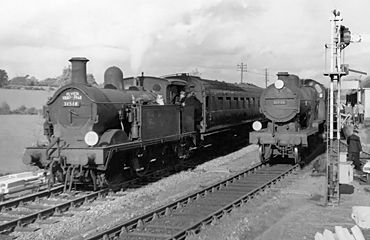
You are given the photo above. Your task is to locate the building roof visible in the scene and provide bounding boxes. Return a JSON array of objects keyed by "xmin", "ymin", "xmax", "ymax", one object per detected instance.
[{"xmin": 361, "ymin": 76, "xmax": 370, "ymax": 88}]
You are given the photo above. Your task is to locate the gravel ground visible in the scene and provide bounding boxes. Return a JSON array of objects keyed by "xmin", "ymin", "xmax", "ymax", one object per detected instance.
[
  {"xmin": 11, "ymin": 125, "xmax": 370, "ymax": 240},
  {"xmin": 189, "ymin": 160, "xmax": 370, "ymax": 240},
  {"xmin": 11, "ymin": 144, "xmax": 260, "ymax": 240},
  {"xmin": 186, "ymin": 125, "xmax": 370, "ymax": 240}
]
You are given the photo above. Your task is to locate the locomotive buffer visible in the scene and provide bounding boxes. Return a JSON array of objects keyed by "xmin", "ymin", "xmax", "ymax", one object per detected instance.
[{"xmin": 324, "ymin": 9, "xmax": 350, "ymax": 206}]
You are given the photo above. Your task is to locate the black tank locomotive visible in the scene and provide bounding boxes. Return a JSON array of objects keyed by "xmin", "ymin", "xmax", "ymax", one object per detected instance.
[{"xmin": 23, "ymin": 57, "xmax": 264, "ymax": 190}]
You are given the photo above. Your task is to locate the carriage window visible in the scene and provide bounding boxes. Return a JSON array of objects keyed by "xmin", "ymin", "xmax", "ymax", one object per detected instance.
[
  {"xmin": 246, "ymin": 98, "xmax": 250, "ymax": 108},
  {"xmin": 234, "ymin": 97, "xmax": 238, "ymax": 109},
  {"xmin": 226, "ymin": 97, "xmax": 231, "ymax": 109},
  {"xmin": 240, "ymin": 97, "xmax": 245, "ymax": 108},
  {"xmin": 206, "ymin": 96, "xmax": 209, "ymax": 110},
  {"xmin": 258, "ymin": 98, "xmax": 260, "ymax": 107},
  {"xmin": 250, "ymin": 97, "xmax": 254, "ymax": 107},
  {"xmin": 218, "ymin": 97, "xmax": 223, "ymax": 110}
]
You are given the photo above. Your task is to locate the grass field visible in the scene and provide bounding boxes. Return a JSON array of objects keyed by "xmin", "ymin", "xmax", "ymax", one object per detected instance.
[
  {"xmin": 0, "ymin": 89, "xmax": 55, "ymax": 109},
  {"xmin": 0, "ymin": 115, "xmax": 44, "ymax": 174}
]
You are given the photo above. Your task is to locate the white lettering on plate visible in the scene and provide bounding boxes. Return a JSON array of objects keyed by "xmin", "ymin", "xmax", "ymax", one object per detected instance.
[
  {"xmin": 63, "ymin": 101, "xmax": 80, "ymax": 107},
  {"xmin": 62, "ymin": 91, "xmax": 82, "ymax": 101}
]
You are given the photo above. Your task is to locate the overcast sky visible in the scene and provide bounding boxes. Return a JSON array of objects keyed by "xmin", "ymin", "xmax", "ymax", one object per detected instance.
[{"xmin": 1, "ymin": 0, "xmax": 369, "ymax": 87}]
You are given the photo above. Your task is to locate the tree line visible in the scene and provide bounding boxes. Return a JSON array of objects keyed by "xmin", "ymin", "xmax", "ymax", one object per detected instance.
[
  {"xmin": 0, "ymin": 66, "xmax": 96, "ymax": 89},
  {"xmin": 0, "ymin": 101, "xmax": 41, "ymax": 115}
]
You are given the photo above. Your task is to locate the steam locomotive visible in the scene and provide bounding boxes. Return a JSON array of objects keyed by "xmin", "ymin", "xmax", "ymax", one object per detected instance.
[
  {"xmin": 249, "ymin": 72, "xmax": 326, "ymax": 164},
  {"xmin": 22, "ymin": 57, "xmax": 264, "ymax": 190}
]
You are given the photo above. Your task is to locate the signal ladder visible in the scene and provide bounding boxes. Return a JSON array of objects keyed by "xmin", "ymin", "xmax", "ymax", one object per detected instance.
[
  {"xmin": 325, "ymin": 73, "xmax": 344, "ymax": 206},
  {"xmin": 324, "ymin": 9, "xmax": 349, "ymax": 206}
]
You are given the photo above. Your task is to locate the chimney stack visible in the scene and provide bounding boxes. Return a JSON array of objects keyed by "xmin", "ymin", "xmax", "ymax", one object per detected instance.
[
  {"xmin": 69, "ymin": 57, "xmax": 89, "ymax": 85},
  {"xmin": 277, "ymin": 72, "xmax": 289, "ymax": 82}
]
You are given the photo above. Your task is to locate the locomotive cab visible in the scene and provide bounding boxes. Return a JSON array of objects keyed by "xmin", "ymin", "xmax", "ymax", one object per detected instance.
[{"xmin": 121, "ymin": 74, "xmax": 188, "ymax": 105}]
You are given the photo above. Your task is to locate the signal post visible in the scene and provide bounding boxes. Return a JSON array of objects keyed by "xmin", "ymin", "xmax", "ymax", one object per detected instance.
[{"xmin": 324, "ymin": 9, "xmax": 351, "ymax": 206}]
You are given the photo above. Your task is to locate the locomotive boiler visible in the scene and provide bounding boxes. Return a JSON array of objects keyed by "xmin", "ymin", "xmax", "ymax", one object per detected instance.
[
  {"xmin": 23, "ymin": 57, "xmax": 264, "ymax": 190},
  {"xmin": 250, "ymin": 72, "xmax": 326, "ymax": 164}
]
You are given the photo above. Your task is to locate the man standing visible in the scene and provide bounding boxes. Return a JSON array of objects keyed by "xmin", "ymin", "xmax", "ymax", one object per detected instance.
[
  {"xmin": 347, "ymin": 128, "xmax": 362, "ymax": 172},
  {"xmin": 358, "ymin": 101, "xmax": 364, "ymax": 124},
  {"xmin": 353, "ymin": 102, "xmax": 359, "ymax": 125},
  {"xmin": 345, "ymin": 102, "xmax": 353, "ymax": 122}
]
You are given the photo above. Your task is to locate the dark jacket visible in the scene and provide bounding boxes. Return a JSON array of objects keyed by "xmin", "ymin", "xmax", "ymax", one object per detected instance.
[{"xmin": 347, "ymin": 134, "xmax": 362, "ymax": 153}]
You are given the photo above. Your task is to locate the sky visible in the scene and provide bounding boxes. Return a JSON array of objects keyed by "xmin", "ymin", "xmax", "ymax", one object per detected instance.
[{"xmin": 1, "ymin": 0, "xmax": 370, "ymax": 88}]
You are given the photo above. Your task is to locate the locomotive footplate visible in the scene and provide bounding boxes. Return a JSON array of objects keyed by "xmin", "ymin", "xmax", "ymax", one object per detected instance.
[
  {"xmin": 23, "ymin": 132, "xmax": 196, "ymax": 169},
  {"xmin": 250, "ymin": 127, "xmax": 319, "ymax": 147}
]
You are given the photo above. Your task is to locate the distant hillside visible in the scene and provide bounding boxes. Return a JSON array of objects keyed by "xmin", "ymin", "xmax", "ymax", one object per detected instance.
[
  {"xmin": 9, "ymin": 76, "xmax": 33, "ymax": 86},
  {"xmin": 37, "ymin": 78, "xmax": 59, "ymax": 87},
  {"xmin": 37, "ymin": 66, "xmax": 96, "ymax": 87},
  {"xmin": 7, "ymin": 66, "xmax": 96, "ymax": 88}
]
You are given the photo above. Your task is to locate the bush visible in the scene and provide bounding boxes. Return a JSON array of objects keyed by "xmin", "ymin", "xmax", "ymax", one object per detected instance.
[
  {"xmin": 26, "ymin": 107, "xmax": 38, "ymax": 115},
  {"xmin": 11, "ymin": 105, "xmax": 27, "ymax": 114},
  {"xmin": 0, "ymin": 102, "xmax": 42, "ymax": 115},
  {"xmin": 0, "ymin": 101, "xmax": 11, "ymax": 114}
]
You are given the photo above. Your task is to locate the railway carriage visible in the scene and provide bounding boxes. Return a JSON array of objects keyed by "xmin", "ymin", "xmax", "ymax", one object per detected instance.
[
  {"xmin": 23, "ymin": 57, "xmax": 264, "ymax": 190},
  {"xmin": 163, "ymin": 74, "xmax": 263, "ymax": 139}
]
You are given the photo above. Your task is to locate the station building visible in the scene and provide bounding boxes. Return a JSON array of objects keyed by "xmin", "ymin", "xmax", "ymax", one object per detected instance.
[{"xmin": 341, "ymin": 76, "xmax": 370, "ymax": 122}]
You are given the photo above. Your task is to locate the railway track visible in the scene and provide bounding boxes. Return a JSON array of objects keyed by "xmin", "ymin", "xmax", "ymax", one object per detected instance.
[
  {"xmin": 0, "ymin": 142, "xmax": 234, "ymax": 236},
  {"xmin": 0, "ymin": 168, "xmax": 172, "ymax": 236},
  {"xmin": 85, "ymin": 162, "xmax": 299, "ymax": 240},
  {"xmin": 0, "ymin": 185, "xmax": 111, "ymax": 234},
  {"xmin": 0, "ymin": 185, "xmax": 64, "ymax": 212},
  {"xmin": 0, "ymin": 135, "xmax": 251, "ymax": 236}
]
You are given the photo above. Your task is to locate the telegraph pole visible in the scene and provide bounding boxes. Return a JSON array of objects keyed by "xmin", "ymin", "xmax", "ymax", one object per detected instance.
[
  {"xmin": 264, "ymin": 68, "xmax": 269, "ymax": 87},
  {"xmin": 237, "ymin": 63, "xmax": 247, "ymax": 83}
]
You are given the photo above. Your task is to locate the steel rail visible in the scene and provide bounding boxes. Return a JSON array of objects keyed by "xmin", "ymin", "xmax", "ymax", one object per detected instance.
[
  {"xmin": 85, "ymin": 163, "xmax": 299, "ymax": 240},
  {"xmin": 0, "ymin": 166, "xmax": 181, "ymax": 234},
  {"xmin": 0, "ymin": 188, "xmax": 110, "ymax": 233},
  {"xmin": 168, "ymin": 164, "xmax": 297, "ymax": 239},
  {"xmin": 0, "ymin": 185, "xmax": 64, "ymax": 212}
]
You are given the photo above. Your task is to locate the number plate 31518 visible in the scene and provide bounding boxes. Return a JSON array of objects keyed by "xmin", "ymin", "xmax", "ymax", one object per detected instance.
[{"xmin": 63, "ymin": 101, "xmax": 80, "ymax": 107}]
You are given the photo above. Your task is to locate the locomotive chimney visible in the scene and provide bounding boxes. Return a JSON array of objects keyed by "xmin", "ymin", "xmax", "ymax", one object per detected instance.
[
  {"xmin": 276, "ymin": 72, "xmax": 300, "ymax": 88},
  {"xmin": 277, "ymin": 72, "xmax": 289, "ymax": 82},
  {"xmin": 69, "ymin": 57, "xmax": 89, "ymax": 85}
]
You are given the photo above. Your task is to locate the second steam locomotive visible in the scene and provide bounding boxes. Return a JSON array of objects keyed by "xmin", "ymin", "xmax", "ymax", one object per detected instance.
[
  {"xmin": 23, "ymin": 57, "xmax": 264, "ymax": 190},
  {"xmin": 250, "ymin": 72, "xmax": 326, "ymax": 164}
]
